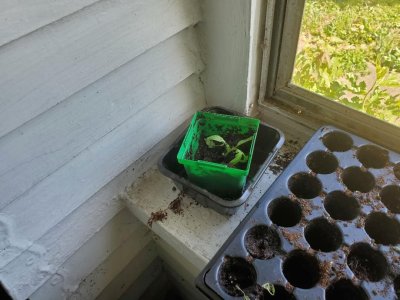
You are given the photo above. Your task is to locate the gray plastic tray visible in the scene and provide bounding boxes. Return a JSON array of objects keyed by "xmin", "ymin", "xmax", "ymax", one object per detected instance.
[{"xmin": 157, "ymin": 106, "xmax": 284, "ymax": 215}]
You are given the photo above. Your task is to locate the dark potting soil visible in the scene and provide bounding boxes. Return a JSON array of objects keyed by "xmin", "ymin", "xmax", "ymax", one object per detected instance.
[
  {"xmin": 193, "ymin": 130, "xmax": 254, "ymax": 170},
  {"xmin": 356, "ymin": 145, "xmax": 389, "ymax": 169},
  {"xmin": 269, "ymin": 151, "xmax": 295, "ymax": 175},
  {"xmin": 218, "ymin": 257, "xmax": 256, "ymax": 296},
  {"xmin": 268, "ymin": 139, "xmax": 300, "ymax": 175},
  {"xmin": 346, "ymin": 243, "xmax": 389, "ymax": 282},
  {"xmin": 347, "ymin": 256, "xmax": 375, "ymax": 282},
  {"xmin": 245, "ymin": 225, "xmax": 281, "ymax": 259},
  {"xmin": 394, "ymin": 276, "xmax": 400, "ymax": 298}
]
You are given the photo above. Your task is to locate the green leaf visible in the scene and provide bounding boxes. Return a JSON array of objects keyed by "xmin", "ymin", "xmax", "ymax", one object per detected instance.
[
  {"xmin": 322, "ymin": 71, "xmax": 331, "ymax": 88},
  {"xmin": 380, "ymin": 73, "xmax": 400, "ymax": 87},
  {"xmin": 359, "ymin": 81, "xmax": 367, "ymax": 91},
  {"xmin": 229, "ymin": 149, "xmax": 248, "ymax": 166},
  {"xmin": 235, "ymin": 136, "xmax": 254, "ymax": 148},
  {"xmin": 204, "ymin": 135, "xmax": 227, "ymax": 148},
  {"xmin": 376, "ymin": 65, "xmax": 389, "ymax": 80},
  {"xmin": 235, "ymin": 285, "xmax": 250, "ymax": 300},
  {"xmin": 262, "ymin": 282, "xmax": 275, "ymax": 296}
]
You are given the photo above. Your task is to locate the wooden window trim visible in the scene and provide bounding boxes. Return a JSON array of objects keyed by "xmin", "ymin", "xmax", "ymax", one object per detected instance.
[{"xmin": 257, "ymin": 0, "xmax": 400, "ymax": 151}]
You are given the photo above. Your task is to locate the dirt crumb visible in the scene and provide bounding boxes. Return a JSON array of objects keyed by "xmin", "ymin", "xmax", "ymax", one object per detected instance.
[
  {"xmin": 269, "ymin": 150, "xmax": 296, "ymax": 175},
  {"xmin": 285, "ymin": 282, "xmax": 295, "ymax": 293},
  {"xmin": 246, "ymin": 255, "xmax": 254, "ymax": 264},
  {"xmin": 168, "ymin": 192, "xmax": 185, "ymax": 215},
  {"xmin": 331, "ymin": 262, "xmax": 346, "ymax": 280},
  {"xmin": 147, "ymin": 192, "xmax": 185, "ymax": 227},
  {"xmin": 320, "ymin": 261, "xmax": 333, "ymax": 287},
  {"xmin": 147, "ymin": 210, "xmax": 168, "ymax": 227},
  {"xmin": 375, "ymin": 175, "xmax": 385, "ymax": 187},
  {"xmin": 281, "ymin": 229, "xmax": 303, "ymax": 249},
  {"xmin": 356, "ymin": 216, "xmax": 365, "ymax": 228},
  {"xmin": 297, "ymin": 198, "xmax": 313, "ymax": 216}
]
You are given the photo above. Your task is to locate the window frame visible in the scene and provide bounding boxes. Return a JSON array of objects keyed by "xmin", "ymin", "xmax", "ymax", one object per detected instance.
[{"xmin": 257, "ymin": 0, "xmax": 400, "ymax": 152}]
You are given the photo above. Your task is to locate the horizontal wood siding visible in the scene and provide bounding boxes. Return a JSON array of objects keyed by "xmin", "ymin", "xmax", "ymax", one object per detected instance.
[
  {"xmin": 1, "ymin": 76, "xmax": 205, "ymax": 297},
  {"xmin": 29, "ymin": 210, "xmax": 157, "ymax": 300},
  {"xmin": 1, "ymin": 120, "xmax": 190, "ymax": 299},
  {"xmin": 117, "ymin": 258, "xmax": 163, "ymax": 300},
  {"xmin": 0, "ymin": 0, "xmax": 201, "ymax": 138},
  {"xmin": 0, "ymin": 0, "xmax": 205, "ymax": 298},
  {"xmin": 0, "ymin": 28, "xmax": 202, "ymax": 210},
  {"xmin": 0, "ymin": 0, "xmax": 100, "ymax": 46},
  {"xmin": 1, "ymin": 75, "xmax": 204, "ymax": 264},
  {"xmin": 96, "ymin": 257, "xmax": 163, "ymax": 300}
]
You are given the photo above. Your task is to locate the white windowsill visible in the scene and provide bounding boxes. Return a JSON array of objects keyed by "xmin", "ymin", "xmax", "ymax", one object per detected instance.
[{"xmin": 122, "ymin": 107, "xmax": 313, "ymax": 277}]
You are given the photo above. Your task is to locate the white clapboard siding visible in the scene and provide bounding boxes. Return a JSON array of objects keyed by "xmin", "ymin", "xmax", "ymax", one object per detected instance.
[
  {"xmin": 199, "ymin": 0, "xmax": 251, "ymax": 112},
  {"xmin": 158, "ymin": 238, "xmax": 206, "ymax": 300},
  {"xmin": 132, "ymin": 272, "xmax": 171, "ymax": 300},
  {"xmin": 1, "ymin": 195, "xmax": 124, "ymax": 300},
  {"xmin": 0, "ymin": 118, "xmax": 189, "ymax": 300},
  {"xmin": 116, "ymin": 259, "xmax": 163, "ymax": 300},
  {"xmin": 0, "ymin": 28, "xmax": 202, "ymax": 210},
  {"xmin": 0, "ymin": 76, "xmax": 205, "ymax": 269},
  {"xmin": 164, "ymin": 265, "xmax": 206, "ymax": 300},
  {"xmin": 74, "ymin": 240, "xmax": 157, "ymax": 300},
  {"xmin": 0, "ymin": 0, "xmax": 201, "ymax": 138},
  {"xmin": 0, "ymin": 0, "xmax": 99, "ymax": 46},
  {"xmin": 29, "ymin": 211, "xmax": 154, "ymax": 300}
]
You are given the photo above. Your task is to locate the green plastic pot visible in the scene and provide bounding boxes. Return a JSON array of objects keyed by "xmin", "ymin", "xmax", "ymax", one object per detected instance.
[{"xmin": 177, "ymin": 111, "xmax": 260, "ymax": 198}]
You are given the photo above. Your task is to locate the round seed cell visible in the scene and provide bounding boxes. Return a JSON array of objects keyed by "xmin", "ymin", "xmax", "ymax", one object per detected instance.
[
  {"xmin": 268, "ymin": 197, "xmax": 302, "ymax": 227},
  {"xmin": 326, "ymin": 279, "xmax": 368, "ymax": 300},
  {"xmin": 283, "ymin": 250, "xmax": 320, "ymax": 289},
  {"xmin": 322, "ymin": 131, "xmax": 353, "ymax": 152},
  {"xmin": 305, "ymin": 217, "xmax": 343, "ymax": 252},
  {"xmin": 218, "ymin": 256, "xmax": 257, "ymax": 296},
  {"xmin": 288, "ymin": 172, "xmax": 322, "ymax": 199},
  {"xmin": 394, "ymin": 163, "xmax": 400, "ymax": 180},
  {"xmin": 324, "ymin": 191, "xmax": 360, "ymax": 221},
  {"xmin": 347, "ymin": 243, "xmax": 389, "ymax": 282},
  {"xmin": 380, "ymin": 185, "xmax": 400, "ymax": 214},
  {"xmin": 342, "ymin": 167, "xmax": 375, "ymax": 193},
  {"xmin": 306, "ymin": 151, "xmax": 339, "ymax": 174},
  {"xmin": 245, "ymin": 225, "xmax": 281, "ymax": 259},
  {"xmin": 365, "ymin": 212, "xmax": 400, "ymax": 245},
  {"xmin": 356, "ymin": 144, "xmax": 389, "ymax": 169}
]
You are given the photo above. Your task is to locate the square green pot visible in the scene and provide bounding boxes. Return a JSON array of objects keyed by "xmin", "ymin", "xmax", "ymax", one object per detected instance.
[{"xmin": 177, "ymin": 111, "xmax": 260, "ymax": 198}]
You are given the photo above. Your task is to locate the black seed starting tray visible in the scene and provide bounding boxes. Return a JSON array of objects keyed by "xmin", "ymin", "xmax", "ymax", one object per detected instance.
[{"xmin": 196, "ymin": 126, "xmax": 400, "ymax": 300}]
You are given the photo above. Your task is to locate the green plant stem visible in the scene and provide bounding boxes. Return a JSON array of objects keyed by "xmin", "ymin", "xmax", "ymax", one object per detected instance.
[
  {"xmin": 235, "ymin": 285, "xmax": 250, "ymax": 300},
  {"xmin": 225, "ymin": 136, "xmax": 253, "ymax": 155},
  {"xmin": 362, "ymin": 79, "xmax": 378, "ymax": 111}
]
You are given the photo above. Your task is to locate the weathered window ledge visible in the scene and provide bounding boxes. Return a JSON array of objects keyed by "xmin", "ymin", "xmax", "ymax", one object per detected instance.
[{"xmin": 122, "ymin": 108, "xmax": 311, "ymax": 286}]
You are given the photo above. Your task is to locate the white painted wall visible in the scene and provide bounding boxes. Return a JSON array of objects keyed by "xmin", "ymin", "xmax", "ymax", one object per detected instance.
[
  {"xmin": 198, "ymin": 0, "xmax": 252, "ymax": 113},
  {"xmin": 0, "ymin": 0, "xmax": 254, "ymax": 298},
  {"xmin": 0, "ymin": 0, "xmax": 206, "ymax": 299}
]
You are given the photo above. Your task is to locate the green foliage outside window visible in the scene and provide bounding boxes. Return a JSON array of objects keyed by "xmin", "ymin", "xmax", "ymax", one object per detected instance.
[{"xmin": 293, "ymin": 0, "xmax": 400, "ymax": 126}]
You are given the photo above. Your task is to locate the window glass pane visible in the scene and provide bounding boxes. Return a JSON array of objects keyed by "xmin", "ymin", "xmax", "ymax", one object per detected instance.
[{"xmin": 292, "ymin": 0, "xmax": 400, "ymax": 126}]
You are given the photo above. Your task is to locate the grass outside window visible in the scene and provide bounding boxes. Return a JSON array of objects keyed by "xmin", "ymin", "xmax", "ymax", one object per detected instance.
[{"xmin": 293, "ymin": 0, "xmax": 400, "ymax": 126}]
